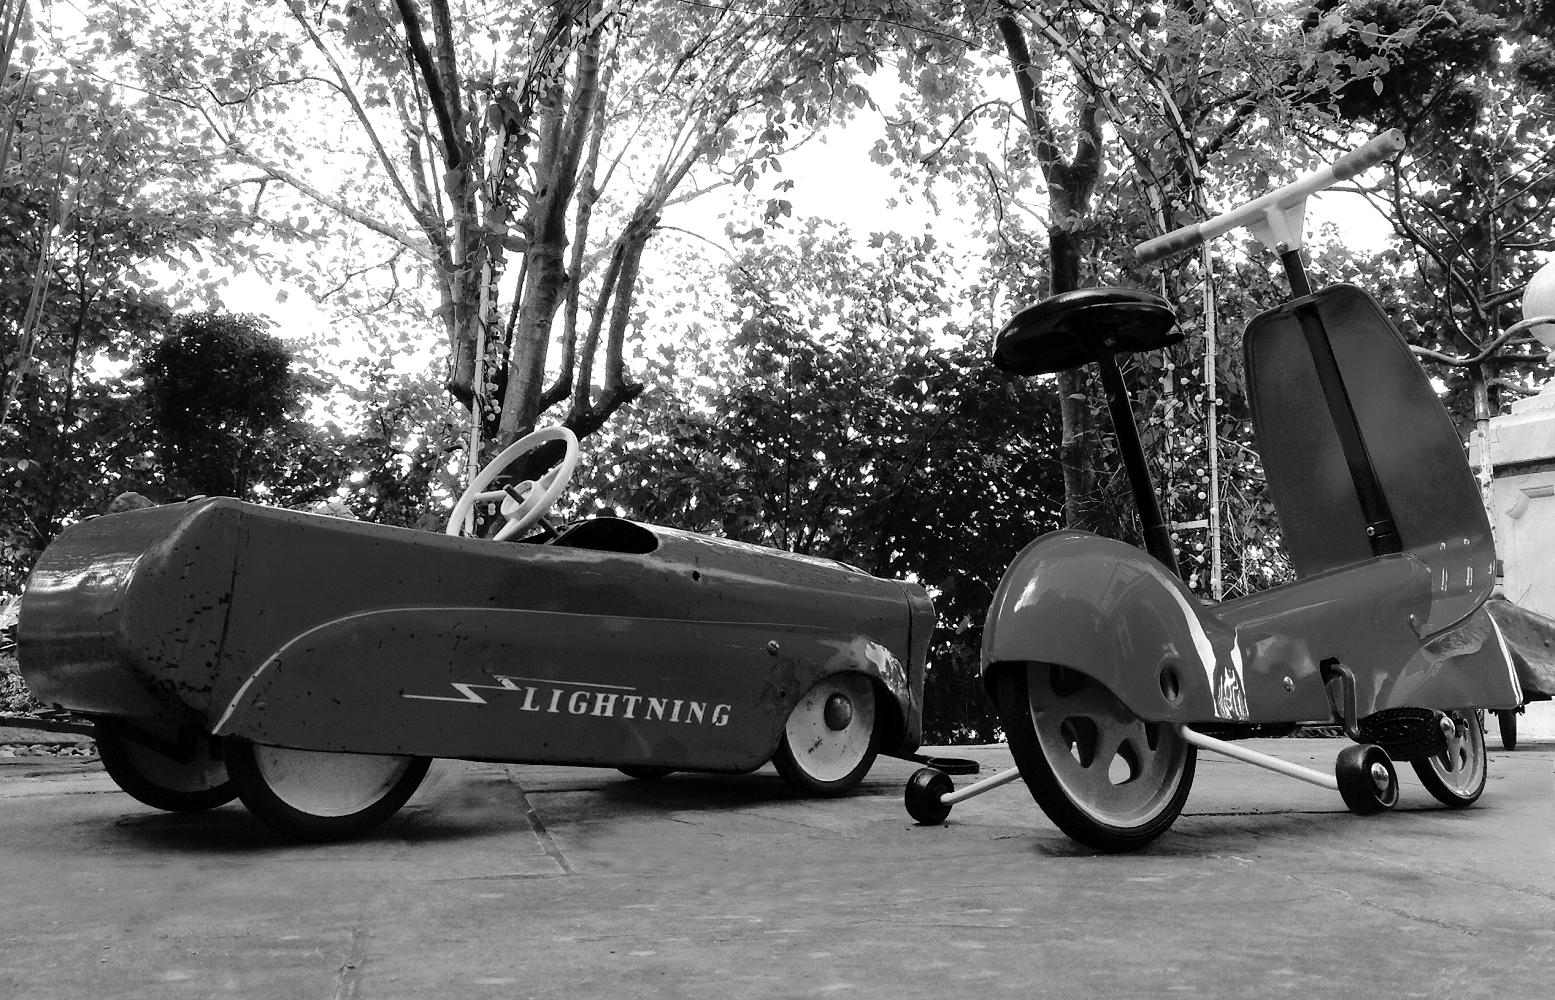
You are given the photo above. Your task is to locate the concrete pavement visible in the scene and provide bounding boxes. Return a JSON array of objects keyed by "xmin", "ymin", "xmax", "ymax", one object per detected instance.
[{"xmin": 2, "ymin": 738, "xmax": 1552, "ymax": 999}]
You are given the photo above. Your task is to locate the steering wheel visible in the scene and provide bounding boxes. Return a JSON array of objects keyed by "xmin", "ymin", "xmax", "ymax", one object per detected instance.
[{"xmin": 446, "ymin": 426, "xmax": 581, "ymax": 541}]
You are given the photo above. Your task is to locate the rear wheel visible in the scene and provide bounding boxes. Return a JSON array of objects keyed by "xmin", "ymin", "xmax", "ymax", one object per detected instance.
[
  {"xmin": 1496, "ymin": 709, "xmax": 1518, "ymax": 751},
  {"xmin": 225, "ymin": 739, "xmax": 430, "ymax": 841},
  {"xmin": 1412, "ymin": 710, "xmax": 1486, "ymax": 808},
  {"xmin": 994, "ymin": 664, "xmax": 1195, "ymax": 853},
  {"xmin": 772, "ymin": 674, "xmax": 879, "ymax": 796},
  {"xmin": 95, "ymin": 719, "xmax": 235, "ymax": 813}
]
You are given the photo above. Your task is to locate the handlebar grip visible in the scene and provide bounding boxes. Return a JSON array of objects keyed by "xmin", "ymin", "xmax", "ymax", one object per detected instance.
[
  {"xmin": 1135, "ymin": 225, "xmax": 1206, "ymax": 267},
  {"xmin": 1329, "ymin": 129, "xmax": 1405, "ymax": 182}
]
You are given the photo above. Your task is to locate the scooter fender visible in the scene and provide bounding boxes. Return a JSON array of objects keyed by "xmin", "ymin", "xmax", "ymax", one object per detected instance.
[{"xmin": 981, "ymin": 530, "xmax": 1255, "ymax": 723}]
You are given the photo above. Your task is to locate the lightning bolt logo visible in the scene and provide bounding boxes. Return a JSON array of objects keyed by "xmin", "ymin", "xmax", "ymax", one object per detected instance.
[
  {"xmin": 403, "ymin": 674, "xmax": 637, "ymax": 704},
  {"xmin": 403, "ymin": 676, "xmax": 527, "ymax": 705}
]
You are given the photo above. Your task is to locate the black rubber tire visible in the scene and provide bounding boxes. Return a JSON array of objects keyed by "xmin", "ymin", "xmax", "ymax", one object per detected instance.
[
  {"xmin": 95, "ymin": 720, "xmax": 236, "ymax": 813},
  {"xmin": 1336, "ymin": 743, "xmax": 1399, "ymax": 815},
  {"xmin": 1496, "ymin": 709, "xmax": 1518, "ymax": 752},
  {"xmin": 617, "ymin": 766, "xmax": 675, "ymax": 780},
  {"xmin": 771, "ymin": 675, "xmax": 880, "ymax": 797},
  {"xmin": 225, "ymin": 738, "xmax": 431, "ymax": 842},
  {"xmin": 1411, "ymin": 711, "xmax": 1487, "ymax": 808},
  {"xmin": 904, "ymin": 767, "xmax": 954, "ymax": 825},
  {"xmin": 993, "ymin": 665, "xmax": 1196, "ymax": 853}
]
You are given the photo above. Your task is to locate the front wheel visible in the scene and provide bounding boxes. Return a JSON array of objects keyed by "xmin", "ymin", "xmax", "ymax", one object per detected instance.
[
  {"xmin": 993, "ymin": 664, "xmax": 1196, "ymax": 853},
  {"xmin": 225, "ymin": 739, "xmax": 430, "ymax": 841},
  {"xmin": 95, "ymin": 719, "xmax": 236, "ymax": 813},
  {"xmin": 1411, "ymin": 711, "xmax": 1487, "ymax": 808},
  {"xmin": 771, "ymin": 674, "xmax": 879, "ymax": 796}
]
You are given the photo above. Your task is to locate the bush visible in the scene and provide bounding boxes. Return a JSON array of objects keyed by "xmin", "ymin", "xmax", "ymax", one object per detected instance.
[{"xmin": 0, "ymin": 652, "xmax": 42, "ymax": 716}]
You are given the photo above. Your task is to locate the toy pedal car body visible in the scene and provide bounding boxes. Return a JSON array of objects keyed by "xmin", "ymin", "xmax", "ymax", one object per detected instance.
[{"xmin": 19, "ymin": 495, "xmax": 933, "ymax": 840}]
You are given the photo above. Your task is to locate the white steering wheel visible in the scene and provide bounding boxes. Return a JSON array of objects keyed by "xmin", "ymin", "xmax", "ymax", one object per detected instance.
[{"xmin": 446, "ymin": 426, "xmax": 581, "ymax": 541}]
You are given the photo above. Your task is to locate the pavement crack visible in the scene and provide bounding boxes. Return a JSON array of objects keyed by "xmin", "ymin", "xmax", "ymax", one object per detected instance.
[
  {"xmin": 1250, "ymin": 867, "xmax": 1481, "ymax": 937},
  {"xmin": 502, "ymin": 770, "xmax": 577, "ymax": 876}
]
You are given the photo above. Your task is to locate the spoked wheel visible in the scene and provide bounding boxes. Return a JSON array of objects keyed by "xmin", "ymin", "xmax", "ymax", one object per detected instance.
[
  {"xmin": 1496, "ymin": 709, "xmax": 1518, "ymax": 751},
  {"xmin": 993, "ymin": 664, "xmax": 1196, "ymax": 853},
  {"xmin": 94, "ymin": 719, "xmax": 236, "ymax": 813},
  {"xmin": 772, "ymin": 673, "xmax": 879, "ymax": 796},
  {"xmin": 224, "ymin": 739, "xmax": 431, "ymax": 842},
  {"xmin": 1411, "ymin": 710, "xmax": 1487, "ymax": 808}
]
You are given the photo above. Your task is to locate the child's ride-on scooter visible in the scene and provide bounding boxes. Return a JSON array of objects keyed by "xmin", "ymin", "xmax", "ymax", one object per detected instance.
[{"xmin": 904, "ymin": 131, "xmax": 1524, "ymax": 851}]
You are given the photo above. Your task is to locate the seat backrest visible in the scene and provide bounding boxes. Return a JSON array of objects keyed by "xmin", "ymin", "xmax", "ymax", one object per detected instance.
[{"xmin": 1245, "ymin": 284, "xmax": 1494, "ymax": 634}]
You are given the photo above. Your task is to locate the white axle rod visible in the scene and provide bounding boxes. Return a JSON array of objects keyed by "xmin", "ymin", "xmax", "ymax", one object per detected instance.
[
  {"xmin": 1178, "ymin": 725, "xmax": 1340, "ymax": 791},
  {"xmin": 940, "ymin": 765, "xmax": 1025, "ymax": 806}
]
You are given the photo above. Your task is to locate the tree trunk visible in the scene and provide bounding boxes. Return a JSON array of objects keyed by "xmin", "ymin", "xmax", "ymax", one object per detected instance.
[{"xmin": 999, "ymin": 13, "xmax": 1105, "ymax": 531}]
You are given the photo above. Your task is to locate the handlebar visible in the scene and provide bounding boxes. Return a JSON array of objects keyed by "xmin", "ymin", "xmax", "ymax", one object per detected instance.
[{"xmin": 1134, "ymin": 130, "xmax": 1405, "ymax": 266}]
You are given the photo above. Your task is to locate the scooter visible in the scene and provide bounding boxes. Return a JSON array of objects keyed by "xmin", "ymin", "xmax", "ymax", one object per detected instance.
[{"xmin": 903, "ymin": 130, "xmax": 1525, "ymax": 851}]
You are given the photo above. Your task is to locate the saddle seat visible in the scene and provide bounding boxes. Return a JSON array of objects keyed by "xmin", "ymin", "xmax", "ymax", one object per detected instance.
[{"xmin": 993, "ymin": 288, "xmax": 1181, "ymax": 376}]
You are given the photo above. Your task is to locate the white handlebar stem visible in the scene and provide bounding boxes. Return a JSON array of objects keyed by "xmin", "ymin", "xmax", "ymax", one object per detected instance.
[{"xmin": 1134, "ymin": 130, "xmax": 1406, "ymax": 266}]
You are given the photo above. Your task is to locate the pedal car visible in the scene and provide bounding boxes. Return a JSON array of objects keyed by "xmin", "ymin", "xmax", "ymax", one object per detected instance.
[{"xmin": 17, "ymin": 427, "xmax": 933, "ymax": 840}]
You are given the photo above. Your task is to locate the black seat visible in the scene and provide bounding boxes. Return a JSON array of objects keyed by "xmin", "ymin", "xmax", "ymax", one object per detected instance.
[{"xmin": 993, "ymin": 287, "xmax": 1181, "ymax": 376}]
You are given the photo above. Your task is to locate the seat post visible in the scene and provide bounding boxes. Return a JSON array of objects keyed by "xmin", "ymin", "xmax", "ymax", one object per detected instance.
[{"xmin": 1094, "ymin": 354, "xmax": 1181, "ymax": 578}]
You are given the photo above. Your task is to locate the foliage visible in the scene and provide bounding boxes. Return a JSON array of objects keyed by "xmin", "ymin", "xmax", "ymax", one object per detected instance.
[
  {"xmin": 260, "ymin": 361, "xmax": 468, "ymax": 530},
  {"xmin": 1300, "ymin": 0, "xmax": 1555, "ymax": 425},
  {"xmin": 580, "ymin": 225, "xmax": 1065, "ymax": 742},
  {"xmin": 44, "ymin": 0, "xmax": 946, "ymax": 465},
  {"xmin": 142, "ymin": 312, "xmax": 302, "ymax": 498},
  {"xmin": 1, "ymin": 12, "xmax": 276, "ymax": 589}
]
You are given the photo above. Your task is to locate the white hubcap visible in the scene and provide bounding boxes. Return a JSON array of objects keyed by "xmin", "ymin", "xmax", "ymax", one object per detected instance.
[
  {"xmin": 253, "ymin": 746, "xmax": 416, "ymax": 817},
  {"xmin": 785, "ymin": 675, "xmax": 875, "ymax": 783}
]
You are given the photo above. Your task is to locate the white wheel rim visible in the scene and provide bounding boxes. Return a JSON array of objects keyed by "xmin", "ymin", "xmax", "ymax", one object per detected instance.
[
  {"xmin": 1027, "ymin": 663, "xmax": 1190, "ymax": 828},
  {"xmin": 784, "ymin": 674, "xmax": 875, "ymax": 783},
  {"xmin": 252, "ymin": 746, "xmax": 416, "ymax": 818},
  {"xmin": 1423, "ymin": 712, "xmax": 1485, "ymax": 794},
  {"xmin": 121, "ymin": 732, "xmax": 226, "ymax": 793}
]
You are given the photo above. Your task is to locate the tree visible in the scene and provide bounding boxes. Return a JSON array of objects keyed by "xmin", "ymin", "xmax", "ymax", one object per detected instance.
[
  {"xmin": 1300, "ymin": 0, "xmax": 1555, "ymax": 432},
  {"xmin": 59, "ymin": 0, "xmax": 929, "ymax": 465},
  {"xmin": 578, "ymin": 225, "xmax": 1064, "ymax": 741},
  {"xmin": 0, "ymin": 52, "xmax": 227, "ymax": 587},
  {"xmin": 260, "ymin": 361, "xmax": 468, "ymax": 530},
  {"xmin": 872, "ymin": 1, "xmax": 1346, "ymax": 596},
  {"xmin": 142, "ymin": 312, "xmax": 304, "ymax": 498}
]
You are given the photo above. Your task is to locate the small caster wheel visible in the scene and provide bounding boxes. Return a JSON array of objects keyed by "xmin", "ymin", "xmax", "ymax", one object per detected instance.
[
  {"xmin": 1336, "ymin": 744, "xmax": 1399, "ymax": 815},
  {"xmin": 905, "ymin": 767, "xmax": 954, "ymax": 825}
]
